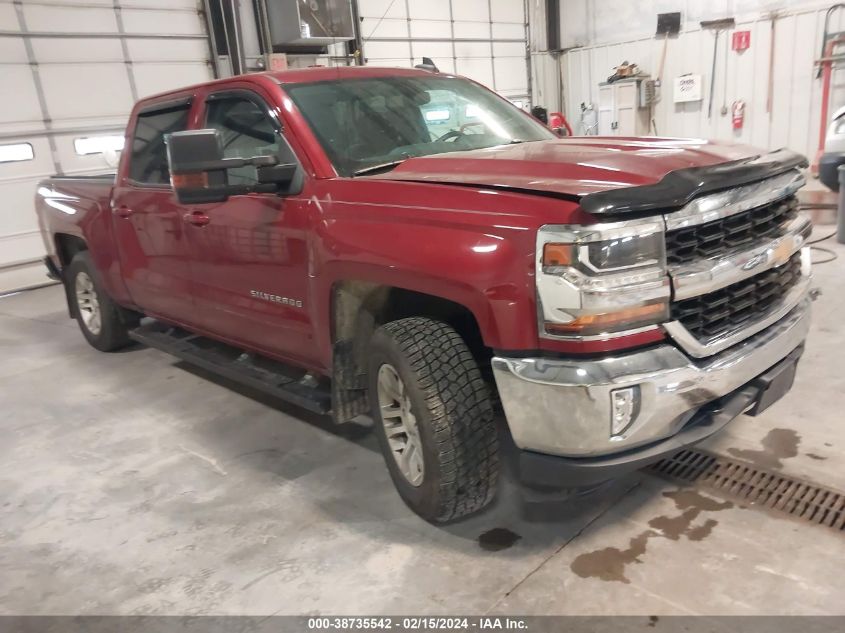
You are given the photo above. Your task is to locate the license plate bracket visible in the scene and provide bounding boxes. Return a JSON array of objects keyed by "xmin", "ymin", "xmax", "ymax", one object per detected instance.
[{"xmin": 746, "ymin": 348, "xmax": 802, "ymax": 416}]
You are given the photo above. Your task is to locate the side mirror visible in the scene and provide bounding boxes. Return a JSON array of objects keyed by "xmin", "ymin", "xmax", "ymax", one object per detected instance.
[
  {"xmin": 167, "ymin": 129, "xmax": 232, "ymax": 204},
  {"xmin": 166, "ymin": 129, "xmax": 298, "ymax": 204}
]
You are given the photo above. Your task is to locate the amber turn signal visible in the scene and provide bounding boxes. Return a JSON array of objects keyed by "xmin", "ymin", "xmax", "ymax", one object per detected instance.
[
  {"xmin": 171, "ymin": 172, "xmax": 208, "ymax": 189},
  {"xmin": 544, "ymin": 302, "xmax": 668, "ymax": 336},
  {"xmin": 542, "ymin": 243, "xmax": 574, "ymax": 268}
]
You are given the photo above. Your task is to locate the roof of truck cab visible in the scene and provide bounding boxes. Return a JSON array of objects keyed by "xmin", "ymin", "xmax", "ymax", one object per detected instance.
[
  {"xmin": 270, "ymin": 65, "xmax": 450, "ymax": 84},
  {"xmin": 136, "ymin": 66, "xmax": 450, "ymax": 108}
]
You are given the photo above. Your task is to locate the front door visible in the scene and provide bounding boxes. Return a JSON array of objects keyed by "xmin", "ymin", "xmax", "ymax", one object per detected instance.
[
  {"xmin": 184, "ymin": 90, "xmax": 316, "ymax": 366},
  {"xmin": 112, "ymin": 99, "xmax": 195, "ymax": 321}
]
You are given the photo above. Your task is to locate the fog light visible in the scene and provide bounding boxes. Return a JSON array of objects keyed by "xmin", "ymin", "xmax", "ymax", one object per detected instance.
[{"xmin": 610, "ymin": 387, "xmax": 639, "ymax": 436}]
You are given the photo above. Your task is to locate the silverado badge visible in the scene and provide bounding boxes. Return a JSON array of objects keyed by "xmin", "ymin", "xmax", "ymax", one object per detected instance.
[{"xmin": 250, "ymin": 290, "xmax": 303, "ymax": 308}]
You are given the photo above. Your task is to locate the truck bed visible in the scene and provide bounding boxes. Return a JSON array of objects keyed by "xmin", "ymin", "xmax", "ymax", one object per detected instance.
[
  {"xmin": 36, "ymin": 174, "xmax": 116, "ymax": 229},
  {"xmin": 36, "ymin": 173, "xmax": 118, "ymax": 279},
  {"xmin": 47, "ymin": 172, "xmax": 116, "ymax": 181}
]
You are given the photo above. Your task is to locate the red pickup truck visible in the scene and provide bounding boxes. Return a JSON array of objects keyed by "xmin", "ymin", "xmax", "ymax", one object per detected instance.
[{"xmin": 37, "ymin": 67, "xmax": 812, "ymax": 523}]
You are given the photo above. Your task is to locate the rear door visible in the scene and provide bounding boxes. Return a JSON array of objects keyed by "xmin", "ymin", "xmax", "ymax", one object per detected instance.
[
  {"xmin": 183, "ymin": 88, "xmax": 317, "ymax": 366},
  {"xmin": 112, "ymin": 99, "xmax": 196, "ymax": 321}
]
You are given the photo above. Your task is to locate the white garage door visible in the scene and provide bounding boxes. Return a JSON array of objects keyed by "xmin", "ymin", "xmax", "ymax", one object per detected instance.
[
  {"xmin": 0, "ymin": 0, "xmax": 213, "ymax": 293},
  {"xmin": 358, "ymin": 0, "xmax": 529, "ymax": 103}
]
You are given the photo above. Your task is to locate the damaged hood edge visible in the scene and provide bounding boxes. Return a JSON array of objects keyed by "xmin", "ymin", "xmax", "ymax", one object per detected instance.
[
  {"xmin": 367, "ymin": 141, "xmax": 807, "ymax": 215},
  {"xmin": 579, "ymin": 148, "xmax": 808, "ymax": 215}
]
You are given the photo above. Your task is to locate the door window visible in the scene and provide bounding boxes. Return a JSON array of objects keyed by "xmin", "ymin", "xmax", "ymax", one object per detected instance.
[
  {"xmin": 204, "ymin": 94, "xmax": 296, "ymax": 186},
  {"xmin": 129, "ymin": 102, "xmax": 190, "ymax": 185}
]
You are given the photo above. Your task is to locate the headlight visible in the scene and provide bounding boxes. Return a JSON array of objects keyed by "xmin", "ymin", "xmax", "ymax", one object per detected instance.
[
  {"xmin": 536, "ymin": 220, "xmax": 670, "ymax": 338},
  {"xmin": 542, "ymin": 232, "xmax": 664, "ymax": 274}
]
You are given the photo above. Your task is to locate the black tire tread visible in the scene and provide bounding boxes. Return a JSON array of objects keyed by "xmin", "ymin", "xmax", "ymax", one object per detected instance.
[{"xmin": 381, "ymin": 317, "xmax": 498, "ymax": 522}]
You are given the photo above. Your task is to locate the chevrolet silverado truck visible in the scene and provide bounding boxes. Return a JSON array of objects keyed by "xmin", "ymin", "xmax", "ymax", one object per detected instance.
[{"xmin": 36, "ymin": 67, "xmax": 812, "ymax": 523}]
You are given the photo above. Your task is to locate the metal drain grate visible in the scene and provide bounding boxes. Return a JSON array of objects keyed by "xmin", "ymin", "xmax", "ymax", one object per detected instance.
[{"xmin": 648, "ymin": 449, "xmax": 845, "ymax": 532}]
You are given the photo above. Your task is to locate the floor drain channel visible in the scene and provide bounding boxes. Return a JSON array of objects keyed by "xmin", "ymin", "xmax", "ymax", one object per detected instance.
[{"xmin": 648, "ymin": 449, "xmax": 845, "ymax": 532}]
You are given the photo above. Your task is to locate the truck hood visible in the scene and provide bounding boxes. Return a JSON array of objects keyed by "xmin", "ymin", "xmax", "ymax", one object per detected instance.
[{"xmin": 368, "ymin": 138, "xmax": 807, "ymax": 214}]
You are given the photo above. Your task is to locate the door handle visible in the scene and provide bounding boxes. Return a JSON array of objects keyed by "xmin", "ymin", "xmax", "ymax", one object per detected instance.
[
  {"xmin": 114, "ymin": 205, "xmax": 134, "ymax": 219},
  {"xmin": 183, "ymin": 211, "xmax": 210, "ymax": 227}
]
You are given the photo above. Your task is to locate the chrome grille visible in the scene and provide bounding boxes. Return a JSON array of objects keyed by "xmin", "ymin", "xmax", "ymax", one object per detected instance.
[
  {"xmin": 671, "ymin": 253, "xmax": 802, "ymax": 340},
  {"xmin": 666, "ymin": 195, "xmax": 799, "ymax": 266}
]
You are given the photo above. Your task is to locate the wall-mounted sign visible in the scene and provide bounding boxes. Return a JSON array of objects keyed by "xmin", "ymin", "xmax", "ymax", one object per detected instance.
[
  {"xmin": 674, "ymin": 74, "xmax": 703, "ymax": 103},
  {"xmin": 268, "ymin": 53, "xmax": 288, "ymax": 71},
  {"xmin": 732, "ymin": 30, "xmax": 751, "ymax": 51}
]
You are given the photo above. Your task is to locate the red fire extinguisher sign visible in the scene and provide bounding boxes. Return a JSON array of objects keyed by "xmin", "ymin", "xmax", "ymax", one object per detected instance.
[
  {"xmin": 732, "ymin": 31, "xmax": 751, "ymax": 51},
  {"xmin": 732, "ymin": 100, "xmax": 746, "ymax": 129}
]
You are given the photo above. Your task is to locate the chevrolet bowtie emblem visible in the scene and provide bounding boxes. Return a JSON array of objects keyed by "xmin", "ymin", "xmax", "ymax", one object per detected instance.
[
  {"xmin": 742, "ymin": 252, "xmax": 767, "ymax": 271},
  {"xmin": 741, "ymin": 239, "xmax": 794, "ymax": 272}
]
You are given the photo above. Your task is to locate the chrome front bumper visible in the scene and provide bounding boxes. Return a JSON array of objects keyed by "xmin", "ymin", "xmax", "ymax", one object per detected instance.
[{"xmin": 492, "ymin": 298, "xmax": 811, "ymax": 459}]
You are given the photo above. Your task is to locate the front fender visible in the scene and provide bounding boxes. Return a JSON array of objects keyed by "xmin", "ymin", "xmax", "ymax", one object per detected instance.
[{"xmin": 312, "ymin": 216, "xmax": 539, "ymax": 362}]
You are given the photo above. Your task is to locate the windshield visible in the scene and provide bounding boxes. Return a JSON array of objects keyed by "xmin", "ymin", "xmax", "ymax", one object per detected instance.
[{"xmin": 284, "ymin": 75, "xmax": 555, "ymax": 176}]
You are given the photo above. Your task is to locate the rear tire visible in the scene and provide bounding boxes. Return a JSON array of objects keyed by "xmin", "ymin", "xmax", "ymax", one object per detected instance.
[
  {"xmin": 368, "ymin": 317, "xmax": 499, "ymax": 523},
  {"xmin": 66, "ymin": 252, "xmax": 136, "ymax": 352}
]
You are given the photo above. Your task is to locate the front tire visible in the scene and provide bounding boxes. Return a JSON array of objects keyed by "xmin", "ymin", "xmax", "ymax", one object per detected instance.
[
  {"xmin": 67, "ymin": 252, "xmax": 136, "ymax": 352},
  {"xmin": 368, "ymin": 317, "xmax": 499, "ymax": 523}
]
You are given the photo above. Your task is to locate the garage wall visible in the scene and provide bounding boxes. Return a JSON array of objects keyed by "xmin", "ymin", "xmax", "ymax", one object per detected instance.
[
  {"xmin": 531, "ymin": 0, "xmax": 845, "ymax": 159},
  {"xmin": 0, "ymin": 0, "xmax": 213, "ymax": 293},
  {"xmin": 553, "ymin": 0, "xmax": 836, "ymax": 48},
  {"xmin": 359, "ymin": 0, "xmax": 530, "ymax": 102}
]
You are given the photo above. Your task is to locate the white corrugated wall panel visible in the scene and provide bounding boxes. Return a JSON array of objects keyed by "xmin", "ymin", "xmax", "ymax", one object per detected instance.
[
  {"xmin": 33, "ymin": 0, "xmax": 111, "ymax": 5},
  {"xmin": 490, "ymin": 0, "xmax": 524, "ymax": 24},
  {"xmin": 452, "ymin": 0, "xmax": 488, "ymax": 22},
  {"xmin": 359, "ymin": 0, "xmax": 529, "ymax": 99},
  {"xmin": 493, "ymin": 22, "xmax": 525, "ymax": 39},
  {"xmin": 410, "ymin": 40, "xmax": 454, "ymax": 58},
  {"xmin": 454, "ymin": 40, "xmax": 492, "ymax": 58},
  {"xmin": 362, "ymin": 39, "xmax": 412, "ymax": 62},
  {"xmin": 0, "ymin": 136, "xmax": 54, "ymax": 290},
  {"xmin": 358, "ymin": 0, "xmax": 408, "ymax": 20},
  {"xmin": 120, "ymin": 7, "xmax": 205, "ymax": 35},
  {"xmin": 360, "ymin": 17, "xmax": 408, "ymax": 39},
  {"xmin": 408, "ymin": 0, "xmax": 451, "ymax": 20},
  {"xmin": 125, "ymin": 38, "xmax": 208, "ymax": 63},
  {"xmin": 40, "ymin": 64, "xmax": 135, "ymax": 120},
  {"xmin": 456, "ymin": 58, "xmax": 495, "ymax": 87},
  {"xmin": 22, "ymin": 4, "xmax": 118, "ymax": 32},
  {"xmin": 0, "ymin": 0, "xmax": 211, "ymax": 292},
  {"xmin": 123, "ymin": 0, "xmax": 198, "ymax": 8},
  {"xmin": 0, "ymin": 26, "xmax": 27, "ymax": 61},
  {"xmin": 132, "ymin": 62, "xmax": 213, "ymax": 99},
  {"xmin": 0, "ymin": 66, "xmax": 42, "ymax": 132},
  {"xmin": 409, "ymin": 20, "xmax": 452, "ymax": 39},
  {"xmin": 454, "ymin": 21, "xmax": 490, "ymax": 39},
  {"xmin": 30, "ymin": 37, "xmax": 124, "ymax": 63}
]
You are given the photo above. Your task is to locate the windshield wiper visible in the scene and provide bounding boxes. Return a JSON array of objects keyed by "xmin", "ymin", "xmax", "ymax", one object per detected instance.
[{"xmin": 353, "ymin": 160, "xmax": 406, "ymax": 177}]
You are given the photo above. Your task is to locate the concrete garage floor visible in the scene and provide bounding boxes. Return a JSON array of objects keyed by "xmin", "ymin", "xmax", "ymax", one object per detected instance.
[{"xmin": 1, "ymin": 238, "xmax": 844, "ymax": 617}]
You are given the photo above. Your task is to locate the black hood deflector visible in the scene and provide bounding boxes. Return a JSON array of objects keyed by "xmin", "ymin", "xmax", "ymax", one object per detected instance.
[{"xmin": 579, "ymin": 148, "xmax": 808, "ymax": 216}]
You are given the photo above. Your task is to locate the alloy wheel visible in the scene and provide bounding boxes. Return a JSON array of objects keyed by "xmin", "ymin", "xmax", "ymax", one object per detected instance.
[
  {"xmin": 377, "ymin": 363, "xmax": 425, "ymax": 486},
  {"xmin": 75, "ymin": 272, "xmax": 102, "ymax": 335}
]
